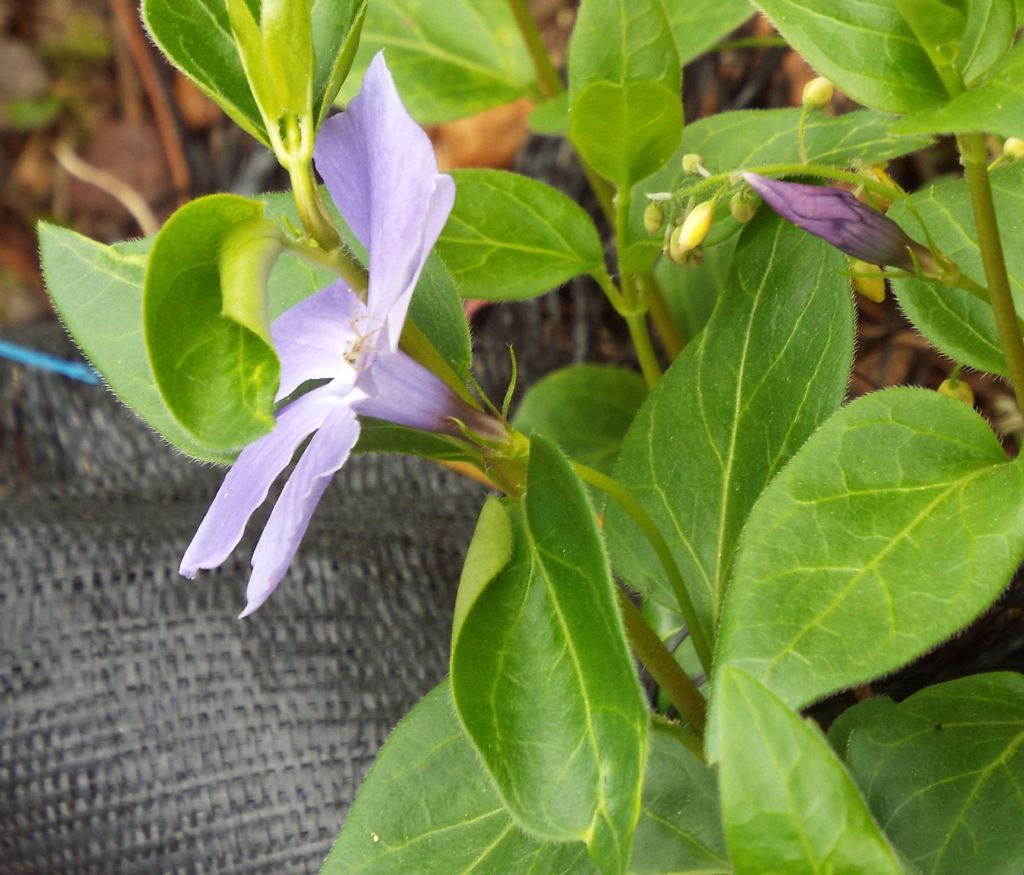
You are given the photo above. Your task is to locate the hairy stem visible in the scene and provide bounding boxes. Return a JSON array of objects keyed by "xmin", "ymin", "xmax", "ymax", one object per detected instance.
[
  {"xmin": 508, "ymin": 0, "xmax": 563, "ymax": 98},
  {"xmin": 574, "ymin": 463, "xmax": 713, "ymax": 675},
  {"xmin": 959, "ymin": 133, "xmax": 1024, "ymax": 403},
  {"xmin": 689, "ymin": 161, "xmax": 905, "ymax": 203},
  {"xmin": 616, "ymin": 589, "xmax": 707, "ymax": 734}
]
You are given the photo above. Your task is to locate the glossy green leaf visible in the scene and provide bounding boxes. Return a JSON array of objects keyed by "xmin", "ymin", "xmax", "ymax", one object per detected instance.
[
  {"xmin": 143, "ymin": 194, "xmax": 279, "ymax": 450},
  {"xmin": 311, "ymin": 0, "xmax": 365, "ymax": 121},
  {"xmin": 893, "ymin": 0, "xmax": 1015, "ymax": 87},
  {"xmin": 334, "ymin": 0, "xmax": 538, "ymax": 124},
  {"xmin": 753, "ymin": 0, "xmax": 947, "ymax": 113},
  {"xmin": 627, "ymin": 109, "xmax": 933, "ymax": 263},
  {"xmin": 143, "ymin": 0, "xmax": 267, "ymax": 145},
  {"xmin": 630, "ymin": 722, "xmax": 729, "ymax": 874},
  {"xmin": 888, "ymin": 163, "xmax": 1024, "ymax": 376},
  {"xmin": 512, "ymin": 365, "xmax": 647, "ymax": 481},
  {"xmin": 895, "ymin": 40, "xmax": 1024, "ymax": 139},
  {"xmin": 261, "ymin": 0, "xmax": 313, "ymax": 116},
  {"xmin": 144, "ymin": 0, "xmax": 365, "ymax": 145},
  {"xmin": 836, "ymin": 673, "xmax": 1024, "ymax": 875},
  {"xmin": 606, "ymin": 215, "xmax": 854, "ymax": 645},
  {"xmin": 715, "ymin": 388, "xmax": 1024, "ymax": 713},
  {"xmin": 568, "ymin": 0, "xmax": 682, "ymax": 186},
  {"xmin": 716, "ymin": 668, "xmax": 902, "ymax": 874},
  {"xmin": 321, "ymin": 681, "xmax": 594, "ymax": 874},
  {"xmin": 436, "ymin": 170, "xmax": 604, "ymax": 301},
  {"xmin": 451, "ymin": 437, "xmax": 648, "ymax": 875},
  {"xmin": 38, "ymin": 224, "xmax": 235, "ymax": 464},
  {"xmin": 665, "ymin": 0, "xmax": 753, "ymax": 65}
]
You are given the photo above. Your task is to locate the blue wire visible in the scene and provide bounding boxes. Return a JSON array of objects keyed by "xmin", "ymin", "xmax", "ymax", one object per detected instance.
[{"xmin": 0, "ymin": 339, "xmax": 101, "ymax": 384}]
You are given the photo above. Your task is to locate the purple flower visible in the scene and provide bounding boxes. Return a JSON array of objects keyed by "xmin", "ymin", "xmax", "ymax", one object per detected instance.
[
  {"xmin": 743, "ymin": 173, "xmax": 932, "ymax": 273},
  {"xmin": 180, "ymin": 54, "xmax": 488, "ymax": 617}
]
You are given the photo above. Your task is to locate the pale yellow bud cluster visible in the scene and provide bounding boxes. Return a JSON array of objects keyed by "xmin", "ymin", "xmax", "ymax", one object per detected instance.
[
  {"xmin": 1003, "ymin": 137, "xmax": 1024, "ymax": 160},
  {"xmin": 668, "ymin": 201, "xmax": 715, "ymax": 263},
  {"xmin": 681, "ymin": 153, "xmax": 704, "ymax": 175},
  {"xmin": 937, "ymin": 375, "xmax": 974, "ymax": 406}
]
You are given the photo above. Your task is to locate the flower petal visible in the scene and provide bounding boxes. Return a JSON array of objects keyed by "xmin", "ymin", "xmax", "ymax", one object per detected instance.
[
  {"xmin": 240, "ymin": 404, "xmax": 361, "ymax": 617},
  {"xmin": 314, "ymin": 52, "xmax": 455, "ymax": 348},
  {"xmin": 179, "ymin": 387, "xmax": 339, "ymax": 577},
  {"xmin": 272, "ymin": 282, "xmax": 365, "ymax": 400},
  {"xmin": 743, "ymin": 173, "xmax": 920, "ymax": 271}
]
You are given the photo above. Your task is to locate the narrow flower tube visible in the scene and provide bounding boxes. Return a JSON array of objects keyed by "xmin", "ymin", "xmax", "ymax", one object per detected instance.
[{"xmin": 743, "ymin": 173, "xmax": 932, "ymax": 273}]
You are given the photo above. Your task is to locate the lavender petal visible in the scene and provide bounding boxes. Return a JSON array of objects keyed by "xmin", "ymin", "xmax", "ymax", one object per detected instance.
[
  {"xmin": 272, "ymin": 282, "xmax": 365, "ymax": 401},
  {"xmin": 314, "ymin": 53, "xmax": 455, "ymax": 349},
  {"xmin": 240, "ymin": 404, "xmax": 361, "ymax": 617},
  {"xmin": 743, "ymin": 173, "xmax": 918, "ymax": 271},
  {"xmin": 179, "ymin": 387, "xmax": 339, "ymax": 577}
]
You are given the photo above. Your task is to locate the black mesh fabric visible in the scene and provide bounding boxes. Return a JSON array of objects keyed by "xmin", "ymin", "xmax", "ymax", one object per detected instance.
[{"xmin": 0, "ymin": 292, "xmax": 604, "ymax": 873}]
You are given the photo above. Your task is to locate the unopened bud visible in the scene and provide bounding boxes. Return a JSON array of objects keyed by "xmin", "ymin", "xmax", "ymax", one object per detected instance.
[
  {"xmin": 681, "ymin": 153, "xmax": 704, "ymax": 175},
  {"xmin": 851, "ymin": 260, "xmax": 886, "ymax": 303},
  {"xmin": 644, "ymin": 202, "xmax": 664, "ymax": 235},
  {"xmin": 1003, "ymin": 137, "xmax": 1024, "ymax": 160},
  {"xmin": 670, "ymin": 201, "xmax": 715, "ymax": 261},
  {"xmin": 729, "ymin": 190, "xmax": 756, "ymax": 224},
  {"xmin": 937, "ymin": 376, "xmax": 974, "ymax": 406},
  {"xmin": 802, "ymin": 77, "xmax": 834, "ymax": 109}
]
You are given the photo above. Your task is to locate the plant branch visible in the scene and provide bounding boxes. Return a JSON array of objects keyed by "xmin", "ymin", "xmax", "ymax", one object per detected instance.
[
  {"xmin": 689, "ymin": 162, "xmax": 905, "ymax": 203},
  {"xmin": 615, "ymin": 588, "xmax": 707, "ymax": 734},
  {"xmin": 642, "ymin": 274, "xmax": 684, "ymax": 359},
  {"xmin": 507, "ymin": 0, "xmax": 563, "ymax": 99},
  {"xmin": 959, "ymin": 133, "xmax": 1024, "ymax": 403},
  {"xmin": 573, "ymin": 463, "xmax": 713, "ymax": 675}
]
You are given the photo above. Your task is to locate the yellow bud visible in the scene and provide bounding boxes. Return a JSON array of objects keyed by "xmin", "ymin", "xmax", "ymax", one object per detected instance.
[
  {"xmin": 673, "ymin": 201, "xmax": 715, "ymax": 258},
  {"xmin": 1003, "ymin": 137, "xmax": 1024, "ymax": 160},
  {"xmin": 729, "ymin": 190, "xmax": 756, "ymax": 224},
  {"xmin": 681, "ymin": 153, "xmax": 704, "ymax": 175},
  {"xmin": 802, "ymin": 76, "xmax": 834, "ymax": 109},
  {"xmin": 937, "ymin": 377, "xmax": 974, "ymax": 406},
  {"xmin": 643, "ymin": 202, "xmax": 664, "ymax": 235},
  {"xmin": 851, "ymin": 260, "xmax": 886, "ymax": 303}
]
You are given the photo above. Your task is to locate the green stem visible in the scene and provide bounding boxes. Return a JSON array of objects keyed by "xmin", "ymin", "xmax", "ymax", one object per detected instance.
[
  {"xmin": 507, "ymin": 0, "xmax": 563, "ymax": 98},
  {"xmin": 797, "ymin": 105, "xmax": 811, "ymax": 165},
  {"xmin": 573, "ymin": 463, "xmax": 713, "ymax": 676},
  {"xmin": 960, "ymin": 133, "xmax": 1024, "ymax": 404},
  {"xmin": 626, "ymin": 313, "xmax": 662, "ymax": 389},
  {"xmin": 615, "ymin": 186, "xmax": 662, "ymax": 387},
  {"xmin": 283, "ymin": 237, "xmax": 367, "ymax": 294},
  {"xmin": 615, "ymin": 588, "xmax": 707, "ymax": 734},
  {"xmin": 285, "ymin": 157, "xmax": 343, "ymax": 252},
  {"xmin": 652, "ymin": 714, "xmax": 705, "ymax": 760},
  {"xmin": 642, "ymin": 274, "xmax": 684, "ymax": 359},
  {"xmin": 689, "ymin": 162, "xmax": 905, "ymax": 203}
]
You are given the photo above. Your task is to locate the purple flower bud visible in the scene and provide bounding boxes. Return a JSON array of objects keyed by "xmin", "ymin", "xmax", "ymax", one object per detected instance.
[{"xmin": 743, "ymin": 173, "xmax": 931, "ymax": 273}]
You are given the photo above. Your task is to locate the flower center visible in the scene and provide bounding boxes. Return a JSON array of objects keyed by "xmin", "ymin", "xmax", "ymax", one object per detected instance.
[{"xmin": 342, "ymin": 315, "xmax": 385, "ymax": 369}]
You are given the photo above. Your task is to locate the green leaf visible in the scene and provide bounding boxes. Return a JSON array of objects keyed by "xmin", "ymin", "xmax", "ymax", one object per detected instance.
[
  {"xmin": 893, "ymin": 0, "xmax": 1015, "ymax": 88},
  {"xmin": 888, "ymin": 163, "xmax": 1024, "ymax": 376},
  {"xmin": 654, "ymin": 235, "xmax": 736, "ymax": 344},
  {"xmin": 144, "ymin": 194, "xmax": 279, "ymax": 450},
  {"xmin": 631, "ymin": 722, "xmax": 729, "ymax": 874},
  {"xmin": 628, "ymin": 109, "xmax": 933, "ymax": 263},
  {"xmin": 334, "ymin": 0, "xmax": 538, "ymax": 124},
  {"xmin": 606, "ymin": 215, "xmax": 854, "ymax": 645},
  {"xmin": 528, "ymin": 92, "xmax": 569, "ymax": 135},
  {"xmin": 451, "ymin": 437, "xmax": 648, "ymax": 875},
  {"xmin": 144, "ymin": 0, "xmax": 365, "ymax": 146},
  {"xmin": 38, "ymin": 223, "xmax": 235, "ymax": 464},
  {"xmin": 895, "ymin": 40, "xmax": 1024, "ymax": 139},
  {"xmin": 837, "ymin": 673, "xmax": 1024, "ymax": 875},
  {"xmin": 321, "ymin": 681, "xmax": 594, "ymax": 874},
  {"xmin": 143, "ymin": 0, "xmax": 269, "ymax": 145},
  {"xmin": 512, "ymin": 365, "xmax": 647, "ymax": 504},
  {"xmin": 752, "ymin": 0, "xmax": 947, "ymax": 113},
  {"xmin": 665, "ymin": 0, "xmax": 753, "ymax": 65},
  {"xmin": 311, "ymin": 0, "xmax": 365, "ymax": 121},
  {"xmin": 568, "ymin": 0, "xmax": 682, "ymax": 186},
  {"xmin": 716, "ymin": 668, "xmax": 902, "ymax": 874},
  {"xmin": 714, "ymin": 388, "xmax": 1024, "ymax": 714},
  {"xmin": 435, "ymin": 170, "xmax": 604, "ymax": 301}
]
